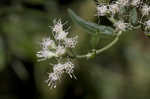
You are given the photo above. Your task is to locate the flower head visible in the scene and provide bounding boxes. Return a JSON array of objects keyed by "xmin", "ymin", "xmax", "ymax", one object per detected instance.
[
  {"xmin": 114, "ymin": 21, "xmax": 128, "ymax": 31},
  {"xmin": 109, "ymin": 3, "xmax": 120, "ymax": 14},
  {"xmin": 46, "ymin": 61, "xmax": 76, "ymax": 88},
  {"xmin": 97, "ymin": 5, "xmax": 109, "ymax": 16},
  {"xmin": 141, "ymin": 5, "xmax": 150, "ymax": 16}
]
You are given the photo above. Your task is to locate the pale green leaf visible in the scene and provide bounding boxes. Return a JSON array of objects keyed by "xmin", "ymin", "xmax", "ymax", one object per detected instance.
[{"xmin": 68, "ymin": 9, "xmax": 114, "ymax": 36}]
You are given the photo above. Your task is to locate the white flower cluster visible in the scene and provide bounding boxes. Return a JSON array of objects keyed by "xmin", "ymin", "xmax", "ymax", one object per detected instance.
[
  {"xmin": 46, "ymin": 61, "xmax": 75, "ymax": 88},
  {"xmin": 96, "ymin": 0, "xmax": 150, "ymax": 32},
  {"xmin": 96, "ymin": 0, "xmax": 146, "ymax": 16},
  {"xmin": 97, "ymin": 5, "xmax": 108, "ymax": 16},
  {"xmin": 36, "ymin": 19, "xmax": 78, "ymax": 88}
]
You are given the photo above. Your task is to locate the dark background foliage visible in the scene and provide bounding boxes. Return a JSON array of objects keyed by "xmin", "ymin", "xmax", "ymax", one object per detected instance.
[{"xmin": 0, "ymin": 0, "xmax": 150, "ymax": 99}]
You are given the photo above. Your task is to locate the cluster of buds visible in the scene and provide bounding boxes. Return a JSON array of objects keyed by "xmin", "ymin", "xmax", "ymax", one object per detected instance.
[
  {"xmin": 36, "ymin": 19, "xmax": 78, "ymax": 88},
  {"xmin": 96, "ymin": 0, "xmax": 150, "ymax": 33}
]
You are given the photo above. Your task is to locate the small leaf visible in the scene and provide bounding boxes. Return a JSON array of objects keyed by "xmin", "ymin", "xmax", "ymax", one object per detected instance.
[
  {"xmin": 68, "ymin": 9, "xmax": 114, "ymax": 36},
  {"xmin": 129, "ymin": 8, "xmax": 137, "ymax": 25}
]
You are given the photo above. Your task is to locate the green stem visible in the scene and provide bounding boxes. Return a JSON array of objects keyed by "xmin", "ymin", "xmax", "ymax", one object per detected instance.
[{"xmin": 76, "ymin": 31, "xmax": 122, "ymax": 59}]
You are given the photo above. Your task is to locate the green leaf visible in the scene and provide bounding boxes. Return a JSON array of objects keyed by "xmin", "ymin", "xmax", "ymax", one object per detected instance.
[
  {"xmin": 129, "ymin": 8, "xmax": 137, "ymax": 25},
  {"xmin": 68, "ymin": 9, "xmax": 114, "ymax": 36}
]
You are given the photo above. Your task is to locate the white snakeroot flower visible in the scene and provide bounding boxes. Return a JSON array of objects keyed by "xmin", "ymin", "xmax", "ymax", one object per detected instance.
[
  {"xmin": 37, "ymin": 19, "xmax": 78, "ymax": 89},
  {"xmin": 46, "ymin": 61, "xmax": 76, "ymax": 88},
  {"xmin": 97, "ymin": 5, "xmax": 108, "ymax": 16},
  {"xmin": 131, "ymin": 0, "xmax": 141, "ymax": 6},
  {"xmin": 64, "ymin": 36, "xmax": 78, "ymax": 48},
  {"xmin": 145, "ymin": 20, "xmax": 150, "ymax": 29},
  {"xmin": 141, "ymin": 5, "xmax": 150, "ymax": 16},
  {"xmin": 117, "ymin": 0, "xmax": 129, "ymax": 7},
  {"xmin": 114, "ymin": 21, "xmax": 128, "ymax": 31},
  {"xmin": 109, "ymin": 3, "xmax": 120, "ymax": 14}
]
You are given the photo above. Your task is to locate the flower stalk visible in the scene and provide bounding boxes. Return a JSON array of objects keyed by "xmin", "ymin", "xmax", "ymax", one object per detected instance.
[{"xmin": 75, "ymin": 31, "xmax": 122, "ymax": 59}]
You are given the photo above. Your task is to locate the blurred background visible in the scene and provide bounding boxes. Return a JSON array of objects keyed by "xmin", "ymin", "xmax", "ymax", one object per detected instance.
[{"xmin": 0, "ymin": 0, "xmax": 150, "ymax": 99}]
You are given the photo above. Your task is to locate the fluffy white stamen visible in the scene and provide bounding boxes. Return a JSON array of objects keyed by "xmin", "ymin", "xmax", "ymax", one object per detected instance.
[
  {"xmin": 114, "ymin": 21, "xmax": 128, "ymax": 31},
  {"xmin": 64, "ymin": 61, "xmax": 76, "ymax": 79},
  {"xmin": 46, "ymin": 61, "xmax": 76, "ymax": 88}
]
